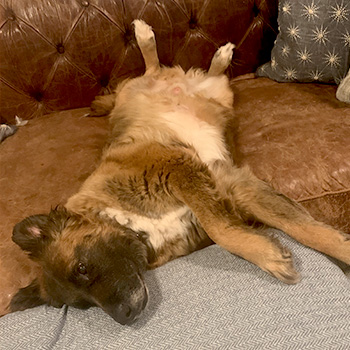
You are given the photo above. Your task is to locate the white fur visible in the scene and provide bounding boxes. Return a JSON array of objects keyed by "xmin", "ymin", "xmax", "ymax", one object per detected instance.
[
  {"xmin": 161, "ymin": 109, "xmax": 227, "ymax": 164},
  {"xmin": 193, "ymin": 76, "xmax": 230, "ymax": 101},
  {"xmin": 160, "ymin": 74, "xmax": 230, "ymax": 164},
  {"xmin": 100, "ymin": 206, "xmax": 192, "ymax": 250},
  {"xmin": 212, "ymin": 43, "xmax": 235, "ymax": 67}
]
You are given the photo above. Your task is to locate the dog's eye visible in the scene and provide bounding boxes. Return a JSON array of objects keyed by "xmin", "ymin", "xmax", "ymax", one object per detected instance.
[
  {"xmin": 70, "ymin": 262, "xmax": 91, "ymax": 285},
  {"xmin": 77, "ymin": 262, "xmax": 88, "ymax": 275}
]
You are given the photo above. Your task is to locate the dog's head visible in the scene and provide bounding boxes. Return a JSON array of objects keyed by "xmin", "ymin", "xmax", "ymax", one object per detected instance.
[{"xmin": 11, "ymin": 207, "xmax": 150, "ymax": 325}]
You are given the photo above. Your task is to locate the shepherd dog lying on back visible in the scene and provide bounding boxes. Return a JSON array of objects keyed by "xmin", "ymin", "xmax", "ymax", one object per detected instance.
[{"xmin": 10, "ymin": 20, "xmax": 350, "ymax": 325}]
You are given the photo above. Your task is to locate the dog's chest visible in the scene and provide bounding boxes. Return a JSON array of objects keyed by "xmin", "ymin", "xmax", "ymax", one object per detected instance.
[{"xmin": 100, "ymin": 206, "xmax": 194, "ymax": 250}]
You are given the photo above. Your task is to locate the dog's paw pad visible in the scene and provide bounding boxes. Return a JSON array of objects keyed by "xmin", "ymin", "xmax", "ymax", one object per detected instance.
[
  {"xmin": 214, "ymin": 43, "xmax": 235, "ymax": 63},
  {"xmin": 133, "ymin": 19, "xmax": 155, "ymax": 44}
]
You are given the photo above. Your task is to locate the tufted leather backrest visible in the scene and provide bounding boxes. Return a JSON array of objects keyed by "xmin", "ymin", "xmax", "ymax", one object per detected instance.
[{"xmin": 0, "ymin": 0, "xmax": 278, "ymax": 123}]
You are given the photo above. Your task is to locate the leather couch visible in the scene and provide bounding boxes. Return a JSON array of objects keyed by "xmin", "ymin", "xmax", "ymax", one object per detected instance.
[{"xmin": 1, "ymin": 0, "xmax": 349, "ymax": 325}]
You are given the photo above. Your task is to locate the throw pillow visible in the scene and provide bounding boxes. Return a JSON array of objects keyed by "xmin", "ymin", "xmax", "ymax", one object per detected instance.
[{"xmin": 256, "ymin": 0, "xmax": 350, "ymax": 84}]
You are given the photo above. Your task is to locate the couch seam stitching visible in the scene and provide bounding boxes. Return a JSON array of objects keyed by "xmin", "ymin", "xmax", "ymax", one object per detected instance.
[{"xmin": 298, "ymin": 188, "xmax": 350, "ymax": 203}]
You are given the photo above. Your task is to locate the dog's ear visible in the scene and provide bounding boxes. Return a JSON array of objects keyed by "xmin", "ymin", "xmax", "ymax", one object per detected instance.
[
  {"xmin": 10, "ymin": 279, "xmax": 45, "ymax": 312},
  {"xmin": 12, "ymin": 214, "xmax": 52, "ymax": 258}
]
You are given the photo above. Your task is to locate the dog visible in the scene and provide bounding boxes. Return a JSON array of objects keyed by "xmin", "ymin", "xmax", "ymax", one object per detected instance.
[{"xmin": 10, "ymin": 20, "xmax": 350, "ymax": 325}]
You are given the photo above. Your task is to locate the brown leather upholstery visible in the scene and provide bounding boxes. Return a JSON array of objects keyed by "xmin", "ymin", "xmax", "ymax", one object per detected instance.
[
  {"xmin": 0, "ymin": 0, "xmax": 278, "ymax": 123},
  {"xmin": 232, "ymin": 77, "xmax": 350, "ymax": 233}
]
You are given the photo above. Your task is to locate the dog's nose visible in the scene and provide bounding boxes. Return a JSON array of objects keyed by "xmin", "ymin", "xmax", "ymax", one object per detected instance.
[
  {"xmin": 103, "ymin": 274, "xmax": 149, "ymax": 325},
  {"xmin": 111, "ymin": 297, "xmax": 147, "ymax": 325},
  {"xmin": 108, "ymin": 289, "xmax": 148, "ymax": 325},
  {"xmin": 114, "ymin": 303, "xmax": 135, "ymax": 325}
]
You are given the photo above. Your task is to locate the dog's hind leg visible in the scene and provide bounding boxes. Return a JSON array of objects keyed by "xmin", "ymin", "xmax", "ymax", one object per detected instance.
[
  {"xmin": 208, "ymin": 43, "xmax": 235, "ymax": 76},
  {"xmin": 89, "ymin": 94, "xmax": 115, "ymax": 117},
  {"xmin": 211, "ymin": 162, "xmax": 350, "ymax": 265},
  {"xmin": 133, "ymin": 20, "xmax": 160, "ymax": 74}
]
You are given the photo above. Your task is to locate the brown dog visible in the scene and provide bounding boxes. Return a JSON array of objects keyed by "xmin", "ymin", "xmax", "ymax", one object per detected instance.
[{"xmin": 10, "ymin": 20, "xmax": 350, "ymax": 325}]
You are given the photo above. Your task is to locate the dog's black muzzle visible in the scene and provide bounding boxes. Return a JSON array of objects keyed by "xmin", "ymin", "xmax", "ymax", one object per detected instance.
[{"xmin": 103, "ymin": 283, "xmax": 149, "ymax": 325}]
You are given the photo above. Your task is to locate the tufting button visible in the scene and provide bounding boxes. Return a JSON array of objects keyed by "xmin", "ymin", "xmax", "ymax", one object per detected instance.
[
  {"xmin": 100, "ymin": 75, "xmax": 109, "ymax": 88},
  {"xmin": 189, "ymin": 18, "xmax": 197, "ymax": 30},
  {"xmin": 252, "ymin": 3, "xmax": 260, "ymax": 17},
  {"xmin": 56, "ymin": 44, "xmax": 65, "ymax": 54},
  {"xmin": 31, "ymin": 91, "xmax": 43, "ymax": 102},
  {"xmin": 6, "ymin": 8, "xmax": 16, "ymax": 21},
  {"xmin": 81, "ymin": 0, "xmax": 89, "ymax": 7},
  {"xmin": 124, "ymin": 27, "xmax": 133, "ymax": 45}
]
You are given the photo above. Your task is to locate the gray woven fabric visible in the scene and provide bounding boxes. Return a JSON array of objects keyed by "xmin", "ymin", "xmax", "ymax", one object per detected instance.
[{"xmin": 1, "ymin": 230, "xmax": 350, "ymax": 350}]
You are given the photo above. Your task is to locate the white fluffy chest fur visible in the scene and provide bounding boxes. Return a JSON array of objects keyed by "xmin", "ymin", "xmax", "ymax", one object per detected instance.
[
  {"xmin": 161, "ymin": 109, "xmax": 227, "ymax": 164},
  {"xmin": 100, "ymin": 206, "xmax": 193, "ymax": 250}
]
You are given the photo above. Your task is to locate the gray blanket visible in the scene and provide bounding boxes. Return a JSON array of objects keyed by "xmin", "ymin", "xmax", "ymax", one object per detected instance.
[{"xmin": 1, "ymin": 231, "xmax": 350, "ymax": 349}]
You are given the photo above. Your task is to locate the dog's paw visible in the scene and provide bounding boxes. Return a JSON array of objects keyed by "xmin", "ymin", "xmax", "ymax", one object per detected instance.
[
  {"xmin": 214, "ymin": 43, "xmax": 235, "ymax": 66},
  {"xmin": 262, "ymin": 247, "xmax": 300, "ymax": 285},
  {"xmin": 338, "ymin": 232, "xmax": 350, "ymax": 265},
  {"xmin": 133, "ymin": 19, "xmax": 155, "ymax": 45},
  {"xmin": 89, "ymin": 94, "xmax": 115, "ymax": 117}
]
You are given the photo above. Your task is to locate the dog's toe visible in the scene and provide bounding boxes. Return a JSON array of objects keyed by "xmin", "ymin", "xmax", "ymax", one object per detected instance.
[
  {"xmin": 266, "ymin": 264, "xmax": 301, "ymax": 285},
  {"xmin": 215, "ymin": 42, "xmax": 235, "ymax": 62},
  {"xmin": 264, "ymin": 248, "xmax": 300, "ymax": 285}
]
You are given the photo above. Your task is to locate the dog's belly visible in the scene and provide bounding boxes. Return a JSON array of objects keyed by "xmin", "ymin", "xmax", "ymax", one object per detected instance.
[
  {"xmin": 123, "ymin": 72, "xmax": 231, "ymax": 165},
  {"xmin": 100, "ymin": 206, "xmax": 194, "ymax": 250},
  {"xmin": 160, "ymin": 109, "xmax": 228, "ymax": 164}
]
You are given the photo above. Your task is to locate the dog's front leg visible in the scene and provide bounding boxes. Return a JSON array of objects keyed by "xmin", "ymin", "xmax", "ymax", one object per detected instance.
[{"xmin": 163, "ymin": 156, "xmax": 300, "ymax": 284}]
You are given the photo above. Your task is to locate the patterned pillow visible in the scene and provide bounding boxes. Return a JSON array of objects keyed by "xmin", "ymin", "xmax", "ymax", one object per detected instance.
[{"xmin": 256, "ymin": 0, "xmax": 350, "ymax": 84}]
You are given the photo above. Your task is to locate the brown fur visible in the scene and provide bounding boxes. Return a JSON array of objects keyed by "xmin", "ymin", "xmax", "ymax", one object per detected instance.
[{"xmin": 8, "ymin": 20, "xmax": 350, "ymax": 324}]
